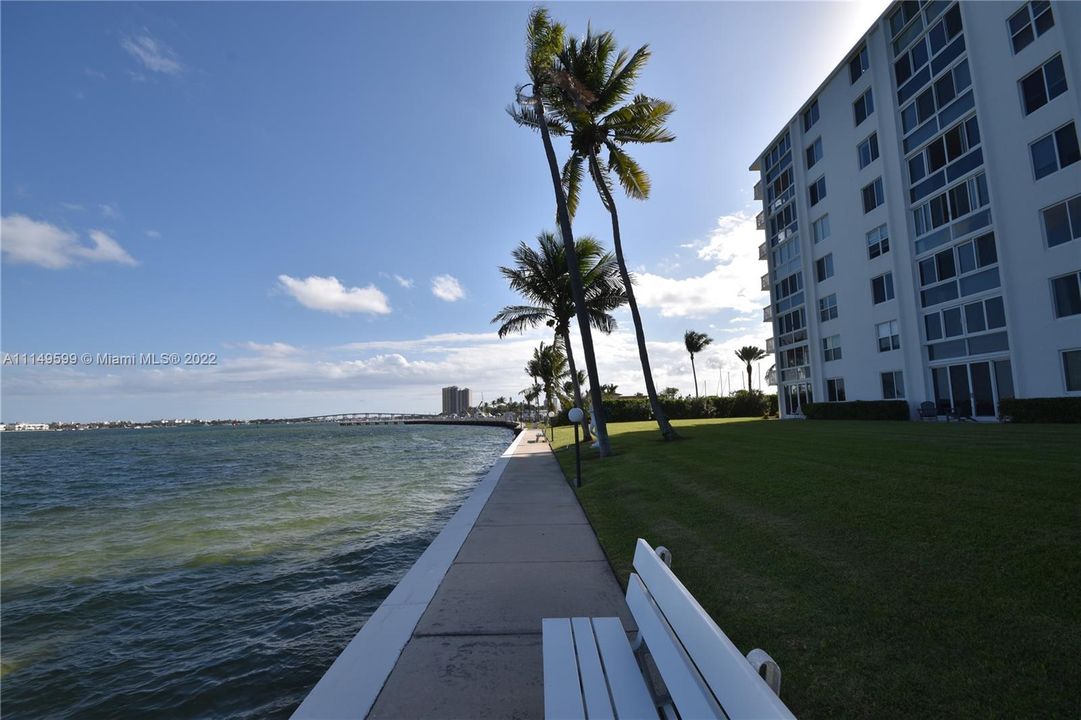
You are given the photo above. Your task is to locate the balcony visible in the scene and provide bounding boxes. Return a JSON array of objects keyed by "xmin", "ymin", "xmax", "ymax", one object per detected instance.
[
  {"xmin": 765, "ymin": 337, "xmax": 775, "ymax": 353},
  {"xmin": 756, "ymin": 211, "xmax": 765, "ymax": 230},
  {"xmin": 760, "ymin": 273, "xmax": 770, "ymax": 292},
  {"xmin": 759, "ymin": 242, "xmax": 767, "ymax": 261},
  {"xmin": 763, "ymin": 305, "xmax": 773, "ymax": 322},
  {"xmin": 753, "ymin": 180, "xmax": 762, "ymax": 201}
]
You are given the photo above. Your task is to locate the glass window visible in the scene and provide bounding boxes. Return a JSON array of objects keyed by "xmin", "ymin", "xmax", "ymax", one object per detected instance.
[
  {"xmin": 1052, "ymin": 272, "xmax": 1081, "ymax": 318},
  {"xmin": 806, "ymin": 137, "xmax": 823, "ymax": 169},
  {"xmin": 815, "ymin": 254, "xmax": 834, "ymax": 282},
  {"xmin": 965, "ymin": 302, "xmax": 987, "ymax": 332},
  {"xmin": 975, "ymin": 233, "xmax": 998, "ymax": 266},
  {"xmin": 882, "ymin": 371, "xmax": 905, "ymax": 399},
  {"xmin": 812, "ymin": 215, "xmax": 831, "ymax": 244},
  {"xmin": 1032, "ymin": 122, "xmax": 1081, "ymax": 179},
  {"xmin": 858, "ymin": 133, "xmax": 880, "ymax": 169},
  {"xmin": 877, "ymin": 320, "xmax": 901, "ymax": 352},
  {"xmin": 909, "ymin": 153, "xmax": 927, "ymax": 182},
  {"xmin": 819, "ymin": 294, "xmax": 838, "ymax": 321},
  {"xmin": 943, "ymin": 306, "xmax": 964, "ymax": 336},
  {"xmin": 867, "ymin": 224, "xmax": 889, "ymax": 259},
  {"xmin": 956, "ymin": 241, "xmax": 976, "ymax": 274},
  {"xmin": 809, "ymin": 177, "xmax": 827, "ymax": 206},
  {"xmin": 823, "ymin": 335, "xmax": 842, "ymax": 362},
  {"xmin": 854, "ymin": 89, "xmax": 875, "ymax": 126},
  {"xmin": 827, "ymin": 377, "xmax": 846, "ymax": 402},
  {"xmin": 1064, "ymin": 350, "xmax": 1081, "ymax": 392},
  {"xmin": 1042, "ymin": 196, "xmax": 1081, "ymax": 247},
  {"xmin": 1022, "ymin": 55, "xmax": 1068, "ymax": 115},
  {"xmin": 850, "ymin": 45, "xmax": 869, "ymax": 84},
  {"xmin": 872, "ymin": 272, "xmax": 894, "ymax": 304},
  {"xmin": 985, "ymin": 296, "xmax": 1006, "ymax": 329},
  {"xmin": 803, "ymin": 100, "xmax": 819, "ymax": 131},
  {"xmin": 925, "ymin": 312, "xmax": 943, "ymax": 341},
  {"xmin": 935, "ymin": 72, "xmax": 956, "ymax": 107},
  {"xmin": 1010, "ymin": 1, "xmax": 1055, "ymax": 54},
  {"xmin": 863, "ymin": 178, "xmax": 884, "ymax": 213},
  {"xmin": 936, "ymin": 248, "xmax": 957, "ymax": 281}
]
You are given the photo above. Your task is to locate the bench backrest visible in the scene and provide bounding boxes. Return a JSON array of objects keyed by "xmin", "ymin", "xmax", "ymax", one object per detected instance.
[{"xmin": 629, "ymin": 538, "xmax": 796, "ymax": 720}]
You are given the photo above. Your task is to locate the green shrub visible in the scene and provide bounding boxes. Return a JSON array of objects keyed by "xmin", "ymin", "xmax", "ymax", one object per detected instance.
[
  {"xmin": 999, "ymin": 397, "xmax": 1081, "ymax": 423},
  {"xmin": 803, "ymin": 400, "xmax": 909, "ymax": 421}
]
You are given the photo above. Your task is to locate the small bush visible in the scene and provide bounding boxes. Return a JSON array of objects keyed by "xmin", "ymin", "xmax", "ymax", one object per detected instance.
[
  {"xmin": 999, "ymin": 397, "xmax": 1081, "ymax": 423},
  {"xmin": 803, "ymin": 400, "xmax": 909, "ymax": 421}
]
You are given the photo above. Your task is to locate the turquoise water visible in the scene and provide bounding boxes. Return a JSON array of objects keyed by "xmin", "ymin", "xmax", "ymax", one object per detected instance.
[{"xmin": 1, "ymin": 423, "xmax": 512, "ymax": 718}]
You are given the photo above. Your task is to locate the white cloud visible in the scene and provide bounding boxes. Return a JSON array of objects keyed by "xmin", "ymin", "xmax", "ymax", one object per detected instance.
[
  {"xmin": 277, "ymin": 274, "xmax": 391, "ymax": 315},
  {"xmin": 99, "ymin": 203, "xmax": 119, "ymax": 219},
  {"xmin": 1, "ymin": 215, "xmax": 137, "ymax": 268},
  {"xmin": 60, "ymin": 202, "xmax": 86, "ymax": 211},
  {"xmin": 83, "ymin": 67, "xmax": 107, "ymax": 80},
  {"xmin": 634, "ymin": 210, "xmax": 767, "ymax": 317},
  {"xmin": 121, "ymin": 30, "xmax": 184, "ymax": 76},
  {"xmin": 393, "ymin": 274, "xmax": 414, "ymax": 289},
  {"xmin": 145, "ymin": 229, "xmax": 161, "ymax": 238},
  {"xmin": 243, "ymin": 341, "xmax": 300, "ymax": 356},
  {"xmin": 431, "ymin": 274, "xmax": 465, "ymax": 302}
]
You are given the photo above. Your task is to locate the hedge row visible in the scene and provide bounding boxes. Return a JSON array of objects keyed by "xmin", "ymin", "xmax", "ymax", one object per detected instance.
[
  {"xmin": 802, "ymin": 400, "xmax": 910, "ymax": 421},
  {"xmin": 999, "ymin": 397, "xmax": 1081, "ymax": 423},
  {"xmin": 554, "ymin": 391, "xmax": 776, "ymax": 425}
]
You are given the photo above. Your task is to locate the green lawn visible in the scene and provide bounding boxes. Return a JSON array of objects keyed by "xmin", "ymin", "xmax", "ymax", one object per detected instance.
[{"xmin": 549, "ymin": 418, "xmax": 1081, "ymax": 719}]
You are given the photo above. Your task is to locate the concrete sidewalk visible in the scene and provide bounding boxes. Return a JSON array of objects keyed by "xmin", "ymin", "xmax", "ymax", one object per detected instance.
[{"xmin": 367, "ymin": 431, "xmax": 633, "ymax": 719}]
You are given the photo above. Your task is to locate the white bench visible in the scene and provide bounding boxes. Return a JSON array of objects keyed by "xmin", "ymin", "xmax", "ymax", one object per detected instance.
[{"xmin": 543, "ymin": 539, "xmax": 796, "ymax": 719}]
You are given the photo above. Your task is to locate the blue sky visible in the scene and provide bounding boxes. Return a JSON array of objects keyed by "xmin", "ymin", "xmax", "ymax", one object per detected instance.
[{"xmin": 1, "ymin": 1, "xmax": 887, "ymax": 422}]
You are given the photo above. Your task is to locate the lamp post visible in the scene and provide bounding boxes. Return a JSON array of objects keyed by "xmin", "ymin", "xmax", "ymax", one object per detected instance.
[
  {"xmin": 547, "ymin": 410, "xmax": 556, "ymax": 443},
  {"xmin": 567, "ymin": 407, "xmax": 584, "ymax": 488}
]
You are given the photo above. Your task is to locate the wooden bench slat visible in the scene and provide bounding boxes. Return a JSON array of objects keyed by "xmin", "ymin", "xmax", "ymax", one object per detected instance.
[
  {"xmin": 571, "ymin": 618, "xmax": 616, "ymax": 720},
  {"xmin": 626, "ymin": 574, "xmax": 724, "ymax": 719},
  {"xmin": 591, "ymin": 618, "xmax": 659, "ymax": 720},
  {"xmin": 543, "ymin": 618, "xmax": 586, "ymax": 720},
  {"xmin": 632, "ymin": 539, "xmax": 796, "ymax": 720}
]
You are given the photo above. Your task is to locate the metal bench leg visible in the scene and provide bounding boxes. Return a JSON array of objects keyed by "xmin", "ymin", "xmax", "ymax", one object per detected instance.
[{"xmin": 746, "ymin": 648, "xmax": 782, "ymax": 696}]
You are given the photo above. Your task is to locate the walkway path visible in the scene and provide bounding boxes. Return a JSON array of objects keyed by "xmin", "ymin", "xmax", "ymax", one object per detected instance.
[{"xmin": 366, "ymin": 431, "xmax": 633, "ymax": 719}]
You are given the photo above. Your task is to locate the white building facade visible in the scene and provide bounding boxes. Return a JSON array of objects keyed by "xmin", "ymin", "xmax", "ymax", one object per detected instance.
[{"xmin": 752, "ymin": 0, "xmax": 1080, "ymax": 419}]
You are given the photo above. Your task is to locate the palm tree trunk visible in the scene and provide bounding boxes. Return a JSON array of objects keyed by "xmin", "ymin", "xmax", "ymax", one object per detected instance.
[
  {"xmin": 533, "ymin": 97, "xmax": 612, "ymax": 457},
  {"xmin": 588, "ymin": 151, "xmax": 678, "ymax": 441},
  {"xmin": 746, "ymin": 364, "xmax": 753, "ymax": 393},
  {"xmin": 560, "ymin": 328, "xmax": 593, "ymax": 441},
  {"xmin": 691, "ymin": 354, "xmax": 698, "ymax": 398}
]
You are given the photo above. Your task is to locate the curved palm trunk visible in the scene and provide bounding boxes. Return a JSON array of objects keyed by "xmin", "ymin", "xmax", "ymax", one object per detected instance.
[
  {"xmin": 560, "ymin": 328, "xmax": 592, "ymax": 441},
  {"xmin": 691, "ymin": 354, "xmax": 699, "ymax": 398},
  {"xmin": 746, "ymin": 363, "xmax": 753, "ymax": 392},
  {"xmin": 588, "ymin": 151, "xmax": 678, "ymax": 441},
  {"xmin": 534, "ymin": 97, "xmax": 612, "ymax": 457}
]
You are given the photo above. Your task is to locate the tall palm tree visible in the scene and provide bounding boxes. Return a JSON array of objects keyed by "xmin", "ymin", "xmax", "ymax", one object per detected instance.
[
  {"xmin": 530, "ymin": 341, "xmax": 568, "ymax": 413},
  {"xmin": 508, "ymin": 8, "xmax": 613, "ymax": 457},
  {"xmin": 735, "ymin": 346, "xmax": 767, "ymax": 393},
  {"xmin": 684, "ymin": 330, "xmax": 713, "ymax": 398},
  {"xmin": 493, "ymin": 231, "xmax": 626, "ymax": 440},
  {"xmin": 546, "ymin": 26, "xmax": 679, "ymax": 441}
]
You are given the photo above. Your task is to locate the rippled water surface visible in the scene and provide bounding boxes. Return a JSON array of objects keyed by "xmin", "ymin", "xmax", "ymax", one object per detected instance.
[{"xmin": 1, "ymin": 423, "xmax": 512, "ymax": 718}]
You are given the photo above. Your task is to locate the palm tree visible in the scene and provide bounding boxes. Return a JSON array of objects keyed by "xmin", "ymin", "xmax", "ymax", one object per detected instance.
[
  {"xmin": 493, "ymin": 231, "xmax": 626, "ymax": 440},
  {"xmin": 684, "ymin": 330, "xmax": 713, "ymax": 398},
  {"xmin": 529, "ymin": 341, "xmax": 568, "ymax": 413},
  {"xmin": 600, "ymin": 383, "xmax": 619, "ymax": 397},
  {"xmin": 735, "ymin": 346, "xmax": 767, "ymax": 393},
  {"xmin": 546, "ymin": 26, "xmax": 679, "ymax": 441},
  {"xmin": 508, "ymin": 8, "xmax": 613, "ymax": 458}
]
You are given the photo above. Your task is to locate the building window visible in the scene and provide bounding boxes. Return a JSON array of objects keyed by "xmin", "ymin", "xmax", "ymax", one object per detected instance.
[
  {"xmin": 1064, "ymin": 350, "xmax": 1081, "ymax": 392},
  {"xmin": 812, "ymin": 214, "xmax": 831, "ymax": 244},
  {"xmin": 823, "ymin": 335, "xmax": 842, "ymax": 362},
  {"xmin": 854, "ymin": 89, "xmax": 875, "ymax": 126},
  {"xmin": 819, "ymin": 293, "xmax": 838, "ymax": 322},
  {"xmin": 826, "ymin": 377, "xmax": 847, "ymax": 402},
  {"xmin": 912, "ymin": 173, "xmax": 990, "ymax": 236},
  {"xmin": 803, "ymin": 99, "xmax": 819, "ymax": 131},
  {"xmin": 872, "ymin": 272, "xmax": 895, "ymax": 304},
  {"xmin": 867, "ymin": 224, "xmax": 890, "ymax": 259},
  {"xmin": 1042, "ymin": 195, "xmax": 1081, "ymax": 248},
  {"xmin": 849, "ymin": 44, "xmax": 869, "ymax": 84},
  {"xmin": 881, "ymin": 371, "xmax": 905, "ymax": 399},
  {"xmin": 1020, "ymin": 55, "xmax": 1067, "ymax": 115},
  {"xmin": 924, "ymin": 296, "xmax": 1007, "ymax": 343},
  {"xmin": 862, "ymin": 177, "xmax": 884, "ymax": 213},
  {"xmin": 1009, "ymin": 1, "xmax": 1055, "ymax": 54},
  {"xmin": 809, "ymin": 177, "xmax": 827, "ymax": 206},
  {"xmin": 901, "ymin": 60, "xmax": 972, "ymax": 136},
  {"xmin": 918, "ymin": 247, "xmax": 958, "ymax": 286},
  {"xmin": 876, "ymin": 320, "xmax": 901, "ymax": 352},
  {"xmin": 913, "ymin": 116, "xmax": 981, "ymax": 184},
  {"xmin": 815, "ymin": 254, "xmax": 834, "ymax": 283},
  {"xmin": 857, "ymin": 133, "xmax": 879, "ymax": 169},
  {"xmin": 806, "ymin": 137, "xmax": 823, "ymax": 169},
  {"xmin": 1030, "ymin": 122, "xmax": 1080, "ymax": 180},
  {"xmin": 1052, "ymin": 272, "xmax": 1081, "ymax": 318}
]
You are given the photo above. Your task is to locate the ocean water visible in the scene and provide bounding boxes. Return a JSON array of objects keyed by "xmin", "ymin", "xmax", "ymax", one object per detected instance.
[{"xmin": 0, "ymin": 423, "xmax": 512, "ymax": 719}]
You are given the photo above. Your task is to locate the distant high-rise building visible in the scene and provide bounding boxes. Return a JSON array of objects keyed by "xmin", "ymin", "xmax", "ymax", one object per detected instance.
[
  {"xmin": 752, "ymin": 0, "xmax": 1081, "ymax": 419},
  {"xmin": 441, "ymin": 386, "xmax": 459, "ymax": 415},
  {"xmin": 441, "ymin": 386, "xmax": 473, "ymax": 415}
]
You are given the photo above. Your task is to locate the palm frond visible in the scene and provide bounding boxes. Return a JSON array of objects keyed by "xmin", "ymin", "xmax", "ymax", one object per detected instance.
[
  {"xmin": 596, "ymin": 44, "xmax": 650, "ymax": 114},
  {"xmin": 492, "ymin": 305, "xmax": 551, "ymax": 337},
  {"xmin": 561, "ymin": 154, "xmax": 585, "ymax": 221},
  {"xmin": 606, "ymin": 142, "xmax": 651, "ymax": 200},
  {"xmin": 605, "ymin": 96, "xmax": 676, "ymax": 144}
]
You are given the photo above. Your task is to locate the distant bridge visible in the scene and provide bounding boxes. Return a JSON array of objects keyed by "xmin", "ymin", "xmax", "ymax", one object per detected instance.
[{"xmin": 285, "ymin": 412, "xmax": 520, "ymax": 430}]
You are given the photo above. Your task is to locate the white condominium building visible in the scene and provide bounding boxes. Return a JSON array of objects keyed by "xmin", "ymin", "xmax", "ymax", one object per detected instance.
[{"xmin": 752, "ymin": 0, "xmax": 1080, "ymax": 419}]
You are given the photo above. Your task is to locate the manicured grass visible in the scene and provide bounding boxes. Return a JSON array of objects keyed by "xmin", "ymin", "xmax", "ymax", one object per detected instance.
[{"xmin": 550, "ymin": 419, "xmax": 1081, "ymax": 719}]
